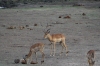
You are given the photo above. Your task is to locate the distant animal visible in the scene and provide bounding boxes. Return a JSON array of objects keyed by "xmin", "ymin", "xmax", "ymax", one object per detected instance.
[
  {"xmin": 43, "ymin": 29, "xmax": 68, "ymax": 56},
  {"xmin": 24, "ymin": 43, "xmax": 45, "ymax": 64},
  {"xmin": 87, "ymin": 50, "xmax": 95, "ymax": 66}
]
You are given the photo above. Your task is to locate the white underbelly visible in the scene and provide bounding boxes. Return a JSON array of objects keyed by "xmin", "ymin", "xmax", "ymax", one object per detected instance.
[{"xmin": 55, "ymin": 38, "xmax": 62, "ymax": 42}]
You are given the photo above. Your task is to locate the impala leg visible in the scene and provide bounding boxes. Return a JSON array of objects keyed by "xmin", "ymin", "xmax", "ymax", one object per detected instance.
[
  {"xmin": 50, "ymin": 44, "xmax": 53, "ymax": 56},
  {"xmin": 88, "ymin": 58, "xmax": 95, "ymax": 66},
  {"xmin": 25, "ymin": 51, "xmax": 33, "ymax": 64},
  {"xmin": 28, "ymin": 52, "xmax": 33, "ymax": 64},
  {"xmin": 63, "ymin": 43, "xmax": 68, "ymax": 56},
  {"xmin": 40, "ymin": 48, "xmax": 45, "ymax": 64},
  {"xmin": 35, "ymin": 52, "xmax": 37, "ymax": 62},
  {"xmin": 25, "ymin": 58, "xmax": 29, "ymax": 64},
  {"xmin": 40, "ymin": 50, "xmax": 45, "ymax": 64},
  {"xmin": 53, "ymin": 43, "xmax": 56, "ymax": 56},
  {"xmin": 88, "ymin": 59, "xmax": 93, "ymax": 66},
  {"xmin": 60, "ymin": 43, "xmax": 64, "ymax": 56}
]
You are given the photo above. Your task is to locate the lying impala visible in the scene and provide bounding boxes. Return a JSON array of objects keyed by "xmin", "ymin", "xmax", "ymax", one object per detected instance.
[
  {"xmin": 24, "ymin": 43, "xmax": 45, "ymax": 64},
  {"xmin": 87, "ymin": 50, "xmax": 95, "ymax": 66},
  {"xmin": 43, "ymin": 29, "xmax": 68, "ymax": 56}
]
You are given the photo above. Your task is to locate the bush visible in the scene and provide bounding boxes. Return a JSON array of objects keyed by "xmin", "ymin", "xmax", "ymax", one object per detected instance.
[{"xmin": 0, "ymin": 0, "xmax": 17, "ymax": 8}]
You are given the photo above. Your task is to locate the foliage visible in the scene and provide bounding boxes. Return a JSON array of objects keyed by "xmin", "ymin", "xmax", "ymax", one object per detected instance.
[
  {"xmin": 0, "ymin": 0, "xmax": 17, "ymax": 8},
  {"xmin": 0, "ymin": 0, "xmax": 99, "ymax": 8}
]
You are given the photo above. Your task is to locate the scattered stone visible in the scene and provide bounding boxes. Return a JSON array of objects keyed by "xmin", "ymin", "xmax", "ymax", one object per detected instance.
[
  {"xmin": 40, "ymin": 5, "xmax": 43, "ymax": 7},
  {"xmin": 63, "ymin": 16, "xmax": 71, "ymax": 19},
  {"xmin": 58, "ymin": 16, "xmax": 62, "ymax": 18},
  {"xmin": 29, "ymin": 28, "xmax": 33, "ymax": 30},
  {"xmin": 34, "ymin": 24, "xmax": 38, "ymax": 26},
  {"xmin": 14, "ymin": 59, "xmax": 20, "ymax": 64},
  {"xmin": 27, "ymin": 28, "xmax": 33, "ymax": 30},
  {"xmin": 82, "ymin": 13, "xmax": 86, "ymax": 16},
  {"xmin": 7, "ymin": 26, "xmax": 16, "ymax": 29},
  {"xmin": 26, "ymin": 25, "xmax": 29, "ymax": 27},
  {"xmin": 73, "ymin": 4, "xmax": 84, "ymax": 6},
  {"xmin": 2, "ymin": 25, "xmax": 6, "ymax": 27},
  {"xmin": 75, "ymin": 23, "xmax": 78, "ymax": 24},
  {"xmin": 19, "ymin": 26, "xmax": 25, "ymax": 30}
]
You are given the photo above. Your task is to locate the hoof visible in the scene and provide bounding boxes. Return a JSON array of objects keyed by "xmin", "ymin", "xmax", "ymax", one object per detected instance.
[
  {"xmin": 41, "ymin": 60, "xmax": 44, "ymax": 64},
  {"xmin": 67, "ymin": 51, "xmax": 69, "ymax": 53}
]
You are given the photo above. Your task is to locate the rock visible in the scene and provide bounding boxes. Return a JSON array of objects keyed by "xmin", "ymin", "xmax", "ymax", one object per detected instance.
[
  {"xmin": 30, "ymin": 61, "xmax": 38, "ymax": 64},
  {"xmin": 14, "ymin": 59, "xmax": 20, "ymax": 64}
]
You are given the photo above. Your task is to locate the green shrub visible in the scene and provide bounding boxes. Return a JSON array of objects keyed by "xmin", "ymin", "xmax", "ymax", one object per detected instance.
[{"xmin": 0, "ymin": 0, "xmax": 17, "ymax": 8}]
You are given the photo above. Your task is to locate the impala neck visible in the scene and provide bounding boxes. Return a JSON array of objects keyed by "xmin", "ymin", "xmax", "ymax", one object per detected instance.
[
  {"xmin": 47, "ymin": 34, "xmax": 52, "ymax": 41},
  {"xmin": 25, "ymin": 50, "xmax": 32, "ymax": 60}
]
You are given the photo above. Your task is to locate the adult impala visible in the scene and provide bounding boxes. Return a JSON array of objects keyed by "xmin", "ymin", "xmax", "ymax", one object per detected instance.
[
  {"xmin": 43, "ymin": 29, "xmax": 68, "ymax": 56},
  {"xmin": 24, "ymin": 43, "xmax": 45, "ymax": 64},
  {"xmin": 87, "ymin": 50, "xmax": 95, "ymax": 66}
]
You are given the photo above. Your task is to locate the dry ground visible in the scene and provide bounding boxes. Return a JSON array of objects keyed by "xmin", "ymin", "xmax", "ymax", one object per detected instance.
[{"xmin": 0, "ymin": 2, "xmax": 100, "ymax": 66}]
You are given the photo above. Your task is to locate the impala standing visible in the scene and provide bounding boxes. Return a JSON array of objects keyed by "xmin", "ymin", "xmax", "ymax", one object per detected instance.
[
  {"xmin": 43, "ymin": 29, "xmax": 68, "ymax": 56},
  {"xmin": 87, "ymin": 50, "xmax": 95, "ymax": 66}
]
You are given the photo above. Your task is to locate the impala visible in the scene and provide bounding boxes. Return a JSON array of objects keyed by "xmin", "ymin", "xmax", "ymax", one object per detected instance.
[
  {"xmin": 24, "ymin": 43, "xmax": 45, "ymax": 64},
  {"xmin": 87, "ymin": 50, "xmax": 95, "ymax": 66},
  {"xmin": 43, "ymin": 29, "xmax": 68, "ymax": 56}
]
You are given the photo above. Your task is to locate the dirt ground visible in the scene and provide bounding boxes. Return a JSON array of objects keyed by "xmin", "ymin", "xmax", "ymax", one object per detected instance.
[{"xmin": 0, "ymin": 1, "xmax": 100, "ymax": 66}]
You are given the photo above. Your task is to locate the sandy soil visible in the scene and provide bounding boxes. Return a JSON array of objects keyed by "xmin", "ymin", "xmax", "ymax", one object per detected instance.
[{"xmin": 0, "ymin": 1, "xmax": 100, "ymax": 66}]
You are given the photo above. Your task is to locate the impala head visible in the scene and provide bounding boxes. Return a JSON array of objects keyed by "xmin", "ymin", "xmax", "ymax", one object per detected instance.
[
  {"xmin": 22, "ymin": 54, "xmax": 28, "ymax": 62},
  {"xmin": 43, "ymin": 29, "xmax": 50, "ymax": 38},
  {"xmin": 24, "ymin": 54, "xmax": 28, "ymax": 59}
]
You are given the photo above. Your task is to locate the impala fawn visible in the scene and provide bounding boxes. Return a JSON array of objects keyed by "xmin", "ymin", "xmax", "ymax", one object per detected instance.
[
  {"xmin": 87, "ymin": 50, "xmax": 95, "ymax": 66},
  {"xmin": 24, "ymin": 43, "xmax": 45, "ymax": 64},
  {"xmin": 43, "ymin": 29, "xmax": 68, "ymax": 56}
]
